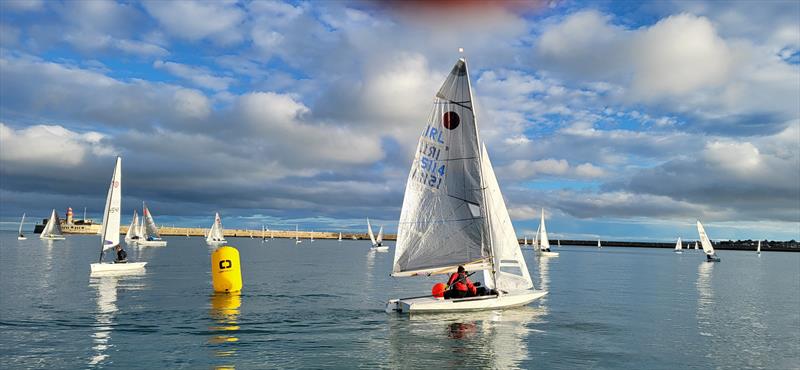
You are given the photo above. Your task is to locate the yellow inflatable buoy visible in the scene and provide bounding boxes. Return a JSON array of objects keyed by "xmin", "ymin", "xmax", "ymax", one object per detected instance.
[{"xmin": 211, "ymin": 246, "xmax": 242, "ymax": 293}]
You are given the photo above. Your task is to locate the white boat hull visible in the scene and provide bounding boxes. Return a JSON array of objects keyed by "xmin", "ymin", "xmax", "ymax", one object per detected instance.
[
  {"xmin": 40, "ymin": 236, "xmax": 66, "ymax": 240},
  {"xmin": 90, "ymin": 262, "xmax": 147, "ymax": 274},
  {"xmin": 207, "ymin": 240, "xmax": 227, "ymax": 247},
  {"xmin": 386, "ymin": 290, "xmax": 547, "ymax": 314},
  {"xmin": 539, "ymin": 251, "xmax": 559, "ymax": 257},
  {"xmin": 137, "ymin": 240, "xmax": 167, "ymax": 247},
  {"xmin": 17, "ymin": 237, "xmax": 27, "ymax": 240},
  {"xmin": 371, "ymin": 246, "xmax": 389, "ymax": 252}
]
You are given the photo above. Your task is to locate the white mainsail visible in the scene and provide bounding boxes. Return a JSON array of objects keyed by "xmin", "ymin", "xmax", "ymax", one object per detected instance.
[
  {"xmin": 18, "ymin": 213, "xmax": 25, "ymax": 236},
  {"xmin": 393, "ymin": 59, "xmax": 491, "ymax": 277},
  {"xmin": 533, "ymin": 223, "xmax": 540, "ymax": 249},
  {"xmin": 206, "ymin": 212, "xmax": 225, "ymax": 242},
  {"xmin": 675, "ymin": 237, "xmax": 683, "ymax": 252},
  {"xmin": 757, "ymin": 240, "xmax": 761, "ymax": 254},
  {"xmin": 40, "ymin": 209, "xmax": 64, "ymax": 239},
  {"xmin": 338, "ymin": 232, "xmax": 342, "ymax": 241},
  {"xmin": 142, "ymin": 203, "xmax": 162, "ymax": 239},
  {"xmin": 367, "ymin": 218, "xmax": 377, "ymax": 246},
  {"xmin": 98, "ymin": 157, "xmax": 122, "ymax": 259},
  {"xmin": 696, "ymin": 221, "xmax": 715, "ymax": 256},
  {"xmin": 125, "ymin": 210, "xmax": 139, "ymax": 241},
  {"xmin": 538, "ymin": 208, "xmax": 550, "ymax": 251},
  {"xmin": 376, "ymin": 226, "xmax": 384, "ymax": 245}
]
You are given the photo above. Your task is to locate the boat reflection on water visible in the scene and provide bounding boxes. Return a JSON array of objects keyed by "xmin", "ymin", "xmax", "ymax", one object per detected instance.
[
  {"xmin": 209, "ymin": 293, "xmax": 241, "ymax": 369},
  {"xmin": 538, "ymin": 254, "xmax": 551, "ymax": 293},
  {"xmin": 88, "ymin": 270, "xmax": 145, "ymax": 367},
  {"xmin": 389, "ymin": 306, "xmax": 546, "ymax": 368}
]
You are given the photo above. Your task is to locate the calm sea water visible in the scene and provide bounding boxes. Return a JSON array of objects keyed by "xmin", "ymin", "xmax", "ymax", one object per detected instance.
[{"xmin": 1, "ymin": 232, "xmax": 798, "ymax": 369}]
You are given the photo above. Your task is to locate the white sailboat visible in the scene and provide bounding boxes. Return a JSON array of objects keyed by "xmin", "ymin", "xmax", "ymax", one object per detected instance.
[
  {"xmin": 757, "ymin": 240, "xmax": 761, "ymax": 256},
  {"xmin": 124, "ymin": 210, "xmax": 140, "ymax": 245},
  {"xmin": 338, "ymin": 232, "xmax": 342, "ymax": 242},
  {"xmin": 295, "ymin": 225, "xmax": 302, "ymax": 244},
  {"xmin": 310, "ymin": 230, "xmax": 314, "ymax": 243},
  {"xmin": 697, "ymin": 220, "xmax": 720, "ymax": 262},
  {"xmin": 386, "ymin": 57, "xmax": 546, "ymax": 313},
  {"xmin": 90, "ymin": 157, "xmax": 146, "ymax": 274},
  {"xmin": 694, "ymin": 241, "xmax": 699, "ymax": 250},
  {"xmin": 40, "ymin": 209, "xmax": 66, "ymax": 240},
  {"xmin": 17, "ymin": 213, "xmax": 26, "ymax": 240},
  {"xmin": 262, "ymin": 225, "xmax": 267, "ymax": 243},
  {"xmin": 557, "ymin": 240, "xmax": 561, "ymax": 247},
  {"xmin": 537, "ymin": 209, "xmax": 559, "ymax": 257},
  {"xmin": 597, "ymin": 239, "xmax": 602, "ymax": 249},
  {"xmin": 523, "ymin": 236, "xmax": 527, "ymax": 247},
  {"xmin": 674, "ymin": 237, "xmax": 683, "ymax": 254},
  {"xmin": 367, "ymin": 218, "xmax": 388, "ymax": 251},
  {"xmin": 137, "ymin": 203, "xmax": 167, "ymax": 247},
  {"xmin": 206, "ymin": 212, "xmax": 227, "ymax": 246}
]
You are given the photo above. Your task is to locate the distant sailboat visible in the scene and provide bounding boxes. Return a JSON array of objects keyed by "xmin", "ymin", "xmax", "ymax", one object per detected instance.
[
  {"xmin": 124, "ymin": 210, "xmax": 140, "ymax": 245},
  {"xmin": 694, "ymin": 241, "xmax": 699, "ymax": 250},
  {"xmin": 90, "ymin": 156, "xmax": 146, "ymax": 274},
  {"xmin": 295, "ymin": 225, "xmax": 302, "ymax": 244},
  {"xmin": 697, "ymin": 220, "xmax": 720, "ymax": 262},
  {"xmin": 17, "ymin": 213, "xmax": 26, "ymax": 240},
  {"xmin": 597, "ymin": 239, "xmax": 602, "ymax": 249},
  {"xmin": 557, "ymin": 240, "xmax": 561, "ymax": 247},
  {"xmin": 367, "ymin": 218, "xmax": 388, "ymax": 251},
  {"xmin": 137, "ymin": 203, "xmax": 167, "ymax": 247},
  {"xmin": 338, "ymin": 232, "xmax": 342, "ymax": 242},
  {"xmin": 262, "ymin": 225, "xmax": 267, "ymax": 243},
  {"xmin": 310, "ymin": 230, "xmax": 314, "ymax": 243},
  {"xmin": 206, "ymin": 212, "xmax": 227, "ymax": 246},
  {"xmin": 537, "ymin": 209, "xmax": 558, "ymax": 257},
  {"xmin": 386, "ymin": 56, "xmax": 545, "ymax": 313},
  {"xmin": 523, "ymin": 236, "xmax": 528, "ymax": 247},
  {"xmin": 674, "ymin": 237, "xmax": 683, "ymax": 254},
  {"xmin": 757, "ymin": 240, "xmax": 761, "ymax": 256},
  {"xmin": 40, "ymin": 209, "xmax": 66, "ymax": 240}
]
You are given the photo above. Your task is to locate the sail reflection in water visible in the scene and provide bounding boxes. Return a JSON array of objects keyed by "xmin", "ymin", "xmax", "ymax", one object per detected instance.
[
  {"xmin": 388, "ymin": 307, "xmax": 545, "ymax": 368},
  {"xmin": 88, "ymin": 271, "xmax": 145, "ymax": 367},
  {"xmin": 209, "ymin": 293, "xmax": 241, "ymax": 368}
]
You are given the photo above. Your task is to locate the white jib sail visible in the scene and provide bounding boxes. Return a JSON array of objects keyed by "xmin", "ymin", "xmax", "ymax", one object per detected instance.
[
  {"xmin": 392, "ymin": 58, "xmax": 490, "ymax": 277},
  {"xmin": 142, "ymin": 203, "xmax": 161, "ymax": 238},
  {"xmin": 675, "ymin": 237, "xmax": 683, "ymax": 251},
  {"xmin": 377, "ymin": 226, "xmax": 384, "ymax": 244},
  {"xmin": 125, "ymin": 210, "xmax": 138, "ymax": 241},
  {"xmin": 539, "ymin": 208, "xmax": 550, "ymax": 251},
  {"xmin": 480, "ymin": 144, "xmax": 533, "ymax": 291},
  {"xmin": 757, "ymin": 240, "xmax": 761, "ymax": 253},
  {"xmin": 18, "ymin": 213, "xmax": 25, "ymax": 235},
  {"xmin": 533, "ymin": 223, "xmax": 541, "ymax": 249},
  {"xmin": 696, "ymin": 221, "xmax": 715, "ymax": 255},
  {"xmin": 40, "ymin": 209, "xmax": 63, "ymax": 238},
  {"xmin": 99, "ymin": 156, "xmax": 122, "ymax": 252}
]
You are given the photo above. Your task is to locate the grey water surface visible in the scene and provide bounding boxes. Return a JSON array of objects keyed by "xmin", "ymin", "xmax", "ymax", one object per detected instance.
[{"xmin": 1, "ymin": 232, "xmax": 798, "ymax": 369}]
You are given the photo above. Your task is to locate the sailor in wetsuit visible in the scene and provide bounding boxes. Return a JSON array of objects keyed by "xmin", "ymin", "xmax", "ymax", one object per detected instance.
[
  {"xmin": 115, "ymin": 245, "xmax": 128, "ymax": 263},
  {"xmin": 444, "ymin": 266, "xmax": 477, "ymax": 299}
]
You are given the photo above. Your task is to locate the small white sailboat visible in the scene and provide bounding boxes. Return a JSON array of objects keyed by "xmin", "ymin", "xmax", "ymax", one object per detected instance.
[
  {"xmin": 262, "ymin": 225, "xmax": 267, "ymax": 243},
  {"xmin": 17, "ymin": 213, "xmax": 27, "ymax": 240},
  {"xmin": 697, "ymin": 220, "xmax": 720, "ymax": 262},
  {"xmin": 90, "ymin": 157, "xmax": 146, "ymax": 274},
  {"xmin": 694, "ymin": 241, "xmax": 699, "ymax": 250},
  {"xmin": 557, "ymin": 240, "xmax": 561, "ymax": 247},
  {"xmin": 338, "ymin": 232, "xmax": 342, "ymax": 242},
  {"xmin": 537, "ymin": 209, "xmax": 558, "ymax": 257},
  {"xmin": 124, "ymin": 210, "xmax": 140, "ymax": 245},
  {"xmin": 386, "ymin": 57, "xmax": 546, "ymax": 313},
  {"xmin": 310, "ymin": 231, "xmax": 314, "ymax": 243},
  {"xmin": 186, "ymin": 229, "xmax": 190, "ymax": 239},
  {"xmin": 757, "ymin": 240, "xmax": 761, "ymax": 256},
  {"xmin": 674, "ymin": 237, "xmax": 683, "ymax": 254},
  {"xmin": 40, "ymin": 209, "xmax": 66, "ymax": 240},
  {"xmin": 206, "ymin": 212, "xmax": 227, "ymax": 246},
  {"xmin": 137, "ymin": 203, "xmax": 167, "ymax": 247},
  {"xmin": 367, "ymin": 218, "xmax": 388, "ymax": 251},
  {"xmin": 523, "ymin": 236, "xmax": 528, "ymax": 247},
  {"xmin": 270, "ymin": 229, "xmax": 274, "ymax": 240},
  {"xmin": 597, "ymin": 239, "xmax": 602, "ymax": 249},
  {"xmin": 295, "ymin": 225, "xmax": 302, "ymax": 244}
]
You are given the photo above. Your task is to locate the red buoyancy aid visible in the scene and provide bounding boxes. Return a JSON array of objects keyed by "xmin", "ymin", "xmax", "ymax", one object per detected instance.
[{"xmin": 448, "ymin": 272, "xmax": 476, "ymax": 295}]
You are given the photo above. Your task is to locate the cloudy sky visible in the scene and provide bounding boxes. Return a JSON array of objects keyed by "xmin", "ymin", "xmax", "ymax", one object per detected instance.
[{"xmin": 1, "ymin": 0, "xmax": 798, "ymax": 241}]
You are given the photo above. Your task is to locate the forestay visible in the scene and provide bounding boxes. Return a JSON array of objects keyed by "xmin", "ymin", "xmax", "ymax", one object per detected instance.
[
  {"xmin": 480, "ymin": 144, "xmax": 533, "ymax": 291},
  {"xmin": 393, "ymin": 58, "xmax": 490, "ymax": 277},
  {"xmin": 99, "ymin": 157, "xmax": 122, "ymax": 253},
  {"xmin": 696, "ymin": 221, "xmax": 715, "ymax": 255}
]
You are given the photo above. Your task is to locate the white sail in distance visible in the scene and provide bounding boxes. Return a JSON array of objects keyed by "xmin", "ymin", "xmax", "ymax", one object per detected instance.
[
  {"xmin": 99, "ymin": 157, "xmax": 122, "ymax": 252},
  {"xmin": 142, "ymin": 203, "xmax": 161, "ymax": 239},
  {"xmin": 376, "ymin": 226, "xmax": 384, "ymax": 244},
  {"xmin": 367, "ymin": 218, "xmax": 377, "ymax": 245},
  {"xmin": 539, "ymin": 208, "xmax": 550, "ymax": 251},
  {"xmin": 206, "ymin": 212, "xmax": 224, "ymax": 242},
  {"xmin": 696, "ymin": 221, "xmax": 716, "ymax": 256},
  {"xmin": 40, "ymin": 209, "xmax": 64, "ymax": 239},
  {"xmin": 18, "ymin": 213, "xmax": 25, "ymax": 236},
  {"xmin": 675, "ymin": 237, "xmax": 683, "ymax": 251},
  {"xmin": 393, "ymin": 58, "xmax": 491, "ymax": 277},
  {"xmin": 125, "ymin": 210, "xmax": 138, "ymax": 241},
  {"xmin": 757, "ymin": 240, "xmax": 761, "ymax": 254}
]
